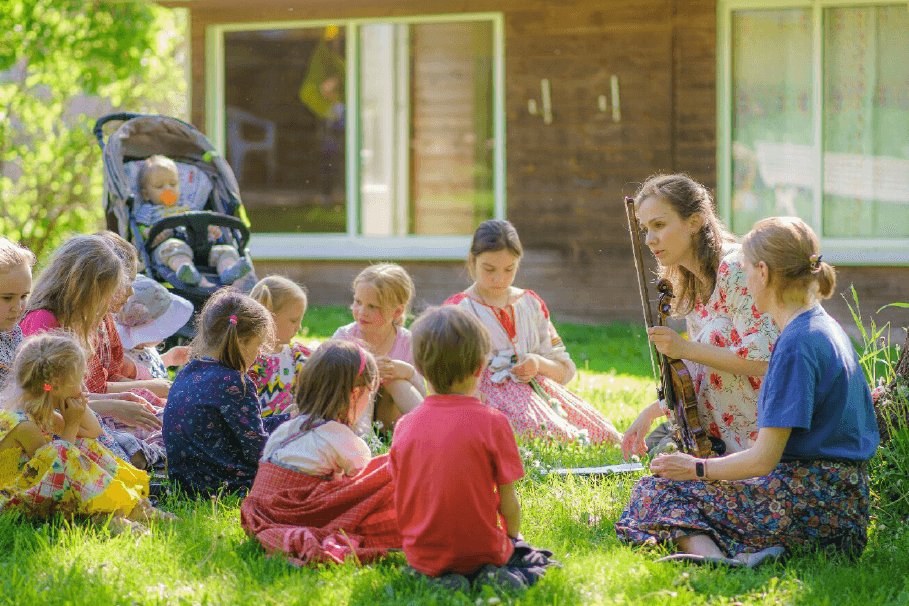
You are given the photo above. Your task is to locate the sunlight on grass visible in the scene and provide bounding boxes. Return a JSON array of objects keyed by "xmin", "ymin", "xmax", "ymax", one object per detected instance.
[{"xmin": 1, "ymin": 307, "xmax": 905, "ymax": 605}]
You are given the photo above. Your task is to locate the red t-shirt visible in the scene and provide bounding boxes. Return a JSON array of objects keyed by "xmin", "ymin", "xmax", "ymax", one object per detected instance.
[{"xmin": 389, "ymin": 394, "xmax": 525, "ymax": 576}]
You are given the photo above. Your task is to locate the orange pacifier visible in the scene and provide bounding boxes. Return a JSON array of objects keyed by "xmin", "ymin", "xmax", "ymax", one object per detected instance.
[{"xmin": 161, "ymin": 190, "xmax": 177, "ymax": 206}]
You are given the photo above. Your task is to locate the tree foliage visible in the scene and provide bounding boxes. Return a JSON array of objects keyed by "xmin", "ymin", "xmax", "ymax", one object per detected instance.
[{"xmin": 0, "ymin": 1, "xmax": 187, "ymax": 258}]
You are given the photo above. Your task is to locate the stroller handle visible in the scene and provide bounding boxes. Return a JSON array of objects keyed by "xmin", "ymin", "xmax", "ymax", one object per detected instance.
[
  {"xmin": 145, "ymin": 211, "xmax": 252, "ymax": 260},
  {"xmin": 93, "ymin": 112, "xmax": 144, "ymax": 148}
]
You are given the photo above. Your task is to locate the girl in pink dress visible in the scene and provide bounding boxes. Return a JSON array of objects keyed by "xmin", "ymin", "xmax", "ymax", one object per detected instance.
[
  {"xmin": 333, "ymin": 263, "xmax": 425, "ymax": 436},
  {"xmin": 445, "ymin": 220, "xmax": 622, "ymax": 445}
]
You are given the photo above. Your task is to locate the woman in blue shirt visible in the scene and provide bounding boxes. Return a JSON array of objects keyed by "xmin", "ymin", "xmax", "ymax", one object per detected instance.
[{"xmin": 616, "ymin": 216, "xmax": 879, "ymax": 566}]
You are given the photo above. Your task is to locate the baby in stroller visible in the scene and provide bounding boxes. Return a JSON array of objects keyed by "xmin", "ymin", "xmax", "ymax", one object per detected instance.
[{"xmin": 135, "ymin": 154, "xmax": 252, "ymax": 288}]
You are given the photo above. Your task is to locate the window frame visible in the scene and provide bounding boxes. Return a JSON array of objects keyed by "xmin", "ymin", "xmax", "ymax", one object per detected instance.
[
  {"xmin": 717, "ymin": 0, "xmax": 909, "ymax": 265},
  {"xmin": 205, "ymin": 12, "xmax": 506, "ymax": 260}
]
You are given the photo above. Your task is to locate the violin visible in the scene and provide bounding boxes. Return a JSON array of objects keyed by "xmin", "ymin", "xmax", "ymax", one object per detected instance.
[{"xmin": 624, "ymin": 196, "xmax": 714, "ymax": 458}]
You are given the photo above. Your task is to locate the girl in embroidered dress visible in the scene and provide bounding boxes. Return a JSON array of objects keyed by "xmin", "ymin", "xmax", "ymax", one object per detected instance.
[
  {"xmin": 333, "ymin": 263, "xmax": 425, "ymax": 436},
  {"xmin": 616, "ymin": 217, "xmax": 878, "ymax": 565},
  {"xmin": 163, "ymin": 288, "xmax": 280, "ymax": 496},
  {"xmin": 621, "ymin": 174, "xmax": 780, "ymax": 459},
  {"xmin": 445, "ymin": 220, "xmax": 621, "ymax": 445},
  {"xmin": 241, "ymin": 340, "xmax": 402, "ymax": 566},
  {"xmin": 0, "ymin": 237, "xmax": 35, "ymax": 388},
  {"xmin": 249, "ymin": 276, "xmax": 311, "ymax": 420},
  {"xmin": 0, "ymin": 333, "xmax": 175, "ymax": 534},
  {"xmin": 19, "ymin": 235, "xmax": 164, "ymax": 469}
]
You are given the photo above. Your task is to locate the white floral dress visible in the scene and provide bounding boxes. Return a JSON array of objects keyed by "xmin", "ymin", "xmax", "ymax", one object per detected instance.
[
  {"xmin": 684, "ymin": 245, "xmax": 779, "ymax": 453},
  {"xmin": 445, "ymin": 290, "xmax": 621, "ymax": 445}
]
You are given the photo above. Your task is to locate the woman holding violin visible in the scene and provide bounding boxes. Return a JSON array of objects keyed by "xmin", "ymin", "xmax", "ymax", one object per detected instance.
[
  {"xmin": 621, "ymin": 174, "xmax": 779, "ymax": 459},
  {"xmin": 616, "ymin": 217, "xmax": 878, "ymax": 565}
]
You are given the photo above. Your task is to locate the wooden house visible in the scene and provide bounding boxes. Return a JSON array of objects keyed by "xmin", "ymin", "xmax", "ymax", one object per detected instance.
[{"xmin": 160, "ymin": 0, "xmax": 909, "ymax": 333}]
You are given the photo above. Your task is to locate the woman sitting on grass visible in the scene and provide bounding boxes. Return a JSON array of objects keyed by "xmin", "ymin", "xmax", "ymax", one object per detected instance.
[
  {"xmin": 240, "ymin": 340, "xmax": 402, "ymax": 566},
  {"xmin": 616, "ymin": 216, "xmax": 879, "ymax": 566}
]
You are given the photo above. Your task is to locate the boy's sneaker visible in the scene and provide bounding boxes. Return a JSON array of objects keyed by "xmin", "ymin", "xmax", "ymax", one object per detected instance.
[
  {"xmin": 176, "ymin": 262, "xmax": 202, "ymax": 286},
  {"xmin": 220, "ymin": 257, "xmax": 252, "ymax": 285}
]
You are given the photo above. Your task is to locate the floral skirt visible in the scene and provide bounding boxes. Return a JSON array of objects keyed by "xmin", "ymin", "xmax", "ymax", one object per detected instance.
[
  {"xmin": 615, "ymin": 459, "xmax": 870, "ymax": 559},
  {"xmin": 0, "ymin": 438, "xmax": 149, "ymax": 519},
  {"xmin": 479, "ymin": 371, "xmax": 621, "ymax": 445}
]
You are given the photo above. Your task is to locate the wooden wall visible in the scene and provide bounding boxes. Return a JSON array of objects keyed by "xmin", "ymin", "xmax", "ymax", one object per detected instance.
[{"xmin": 168, "ymin": 0, "xmax": 908, "ymax": 335}]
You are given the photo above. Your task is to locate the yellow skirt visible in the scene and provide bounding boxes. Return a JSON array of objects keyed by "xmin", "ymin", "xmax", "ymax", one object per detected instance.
[{"xmin": 0, "ymin": 437, "xmax": 149, "ymax": 518}]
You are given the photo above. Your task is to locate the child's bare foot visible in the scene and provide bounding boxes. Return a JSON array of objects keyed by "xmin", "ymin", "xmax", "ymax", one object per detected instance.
[
  {"xmin": 128, "ymin": 498, "xmax": 181, "ymax": 524},
  {"xmin": 90, "ymin": 513, "xmax": 149, "ymax": 537}
]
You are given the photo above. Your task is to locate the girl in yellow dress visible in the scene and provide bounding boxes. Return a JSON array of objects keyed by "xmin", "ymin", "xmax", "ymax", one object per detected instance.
[{"xmin": 0, "ymin": 332, "xmax": 174, "ymax": 533}]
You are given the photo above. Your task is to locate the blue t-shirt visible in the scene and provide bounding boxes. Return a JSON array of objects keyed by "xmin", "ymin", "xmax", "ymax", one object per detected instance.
[
  {"xmin": 163, "ymin": 358, "xmax": 285, "ymax": 495},
  {"xmin": 758, "ymin": 306, "xmax": 879, "ymax": 461}
]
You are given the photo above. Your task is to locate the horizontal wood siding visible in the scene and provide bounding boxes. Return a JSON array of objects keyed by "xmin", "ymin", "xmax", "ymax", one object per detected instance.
[{"xmin": 177, "ymin": 0, "xmax": 906, "ymax": 333}]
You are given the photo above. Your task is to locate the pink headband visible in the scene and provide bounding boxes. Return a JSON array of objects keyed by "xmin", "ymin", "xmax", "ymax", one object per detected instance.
[{"xmin": 355, "ymin": 344, "xmax": 367, "ymax": 376}]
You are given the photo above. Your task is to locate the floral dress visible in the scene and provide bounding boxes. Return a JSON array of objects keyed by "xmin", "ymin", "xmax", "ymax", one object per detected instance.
[
  {"xmin": 0, "ymin": 410, "xmax": 149, "ymax": 518},
  {"xmin": 248, "ymin": 342, "xmax": 311, "ymax": 419},
  {"xmin": 445, "ymin": 290, "xmax": 621, "ymax": 445},
  {"xmin": 684, "ymin": 245, "xmax": 779, "ymax": 453},
  {"xmin": 0, "ymin": 326, "xmax": 23, "ymax": 389}
]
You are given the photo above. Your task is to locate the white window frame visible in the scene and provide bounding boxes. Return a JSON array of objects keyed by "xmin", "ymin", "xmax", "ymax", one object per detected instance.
[
  {"xmin": 717, "ymin": 0, "xmax": 909, "ymax": 265},
  {"xmin": 206, "ymin": 13, "xmax": 506, "ymax": 260}
]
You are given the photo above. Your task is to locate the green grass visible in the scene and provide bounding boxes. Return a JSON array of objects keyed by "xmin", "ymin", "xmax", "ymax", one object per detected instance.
[{"xmin": 1, "ymin": 310, "xmax": 906, "ymax": 605}]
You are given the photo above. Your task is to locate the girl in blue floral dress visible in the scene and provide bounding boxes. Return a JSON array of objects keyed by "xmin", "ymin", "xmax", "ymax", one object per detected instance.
[
  {"xmin": 616, "ymin": 217, "xmax": 879, "ymax": 565},
  {"xmin": 163, "ymin": 288, "xmax": 283, "ymax": 496}
]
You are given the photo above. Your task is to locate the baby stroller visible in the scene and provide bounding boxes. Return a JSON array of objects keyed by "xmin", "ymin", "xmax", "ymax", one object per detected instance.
[{"xmin": 95, "ymin": 112, "xmax": 258, "ymax": 339}]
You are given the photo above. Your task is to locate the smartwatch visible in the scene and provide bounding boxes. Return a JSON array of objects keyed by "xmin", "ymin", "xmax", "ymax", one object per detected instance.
[{"xmin": 695, "ymin": 460, "xmax": 707, "ymax": 479}]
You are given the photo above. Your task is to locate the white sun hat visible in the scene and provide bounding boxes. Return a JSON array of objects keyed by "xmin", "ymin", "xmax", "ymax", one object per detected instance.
[{"xmin": 115, "ymin": 275, "xmax": 194, "ymax": 350}]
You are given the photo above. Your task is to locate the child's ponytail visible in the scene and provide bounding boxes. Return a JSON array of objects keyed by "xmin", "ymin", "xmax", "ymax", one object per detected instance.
[
  {"xmin": 191, "ymin": 288, "xmax": 275, "ymax": 372},
  {"xmin": 294, "ymin": 340, "xmax": 379, "ymax": 432}
]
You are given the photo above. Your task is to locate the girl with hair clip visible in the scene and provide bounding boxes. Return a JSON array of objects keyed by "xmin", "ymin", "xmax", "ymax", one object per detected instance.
[
  {"xmin": 617, "ymin": 217, "xmax": 879, "ymax": 567},
  {"xmin": 622, "ymin": 174, "xmax": 780, "ymax": 459},
  {"xmin": 333, "ymin": 263, "xmax": 425, "ymax": 436},
  {"xmin": 445, "ymin": 220, "xmax": 622, "ymax": 445},
  {"xmin": 241, "ymin": 340, "xmax": 403, "ymax": 566},
  {"xmin": 248, "ymin": 276, "xmax": 311, "ymax": 419},
  {"xmin": 163, "ymin": 288, "xmax": 280, "ymax": 496},
  {"xmin": 0, "ymin": 237, "xmax": 36, "ymax": 387},
  {"xmin": 18, "ymin": 235, "xmax": 164, "ymax": 469},
  {"xmin": 0, "ymin": 333, "xmax": 176, "ymax": 535}
]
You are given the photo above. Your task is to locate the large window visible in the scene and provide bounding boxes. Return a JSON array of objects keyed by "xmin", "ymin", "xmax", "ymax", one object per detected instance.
[
  {"xmin": 719, "ymin": 1, "xmax": 909, "ymax": 263},
  {"xmin": 208, "ymin": 15, "xmax": 504, "ymax": 259}
]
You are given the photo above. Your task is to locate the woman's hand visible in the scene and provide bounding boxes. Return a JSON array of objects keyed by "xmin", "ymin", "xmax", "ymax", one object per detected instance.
[
  {"xmin": 90, "ymin": 397, "xmax": 162, "ymax": 432},
  {"xmin": 142, "ymin": 378, "xmax": 172, "ymax": 398},
  {"xmin": 647, "ymin": 326, "xmax": 690, "ymax": 360},
  {"xmin": 650, "ymin": 452, "xmax": 699, "ymax": 481},
  {"xmin": 621, "ymin": 399, "xmax": 663, "ymax": 461},
  {"xmin": 511, "ymin": 354, "xmax": 540, "ymax": 382}
]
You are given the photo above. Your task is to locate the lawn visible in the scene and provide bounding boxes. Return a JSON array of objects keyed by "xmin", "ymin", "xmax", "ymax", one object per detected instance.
[{"xmin": 1, "ymin": 309, "xmax": 905, "ymax": 605}]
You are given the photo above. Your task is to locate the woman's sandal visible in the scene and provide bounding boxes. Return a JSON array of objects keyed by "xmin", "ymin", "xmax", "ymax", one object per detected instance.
[{"xmin": 736, "ymin": 546, "xmax": 786, "ymax": 569}]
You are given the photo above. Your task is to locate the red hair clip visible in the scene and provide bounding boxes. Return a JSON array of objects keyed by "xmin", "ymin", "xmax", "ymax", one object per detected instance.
[
  {"xmin": 229, "ymin": 315, "xmax": 238, "ymax": 325},
  {"xmin": 43, "ymin": 383, "xmax": 52, "ymax": 392}
]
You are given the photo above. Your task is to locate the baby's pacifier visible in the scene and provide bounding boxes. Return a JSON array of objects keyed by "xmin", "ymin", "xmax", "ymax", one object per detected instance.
[{"xmin": 161, "ymin": 190, "xmax": 177, "ymax": 205}]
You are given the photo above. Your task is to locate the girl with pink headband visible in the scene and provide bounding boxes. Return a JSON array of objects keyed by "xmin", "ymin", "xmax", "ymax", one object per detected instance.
[{"xmin": 242, "ymin": 340, "xmax": 404, "ymax": 565}]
